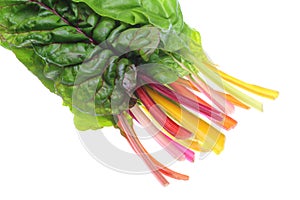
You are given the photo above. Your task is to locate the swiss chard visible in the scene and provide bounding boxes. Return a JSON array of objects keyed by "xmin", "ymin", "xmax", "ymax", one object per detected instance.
[{"xmin": 0, "ymin": 0, "xmax": 279, "ymax": 186}]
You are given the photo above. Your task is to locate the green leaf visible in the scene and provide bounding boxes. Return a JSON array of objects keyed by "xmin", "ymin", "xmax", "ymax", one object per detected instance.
[
  {"xmin": 73, "ymin": 107, "xmax": 115, "ymax": 131},
  {"xmin": 0, "ymin": 0, "xmax": 140, "ymax": 129},
  {"xmin": 0, "ymin": 0, "xmax": 210, "ymax": 131},
  {"xmin": 112, "ymin": 26, "xmax": 160, "ymax": 59},
  {"xmin": 72, "ymin": 0, "xmax": 184, "ymax": 32},
  {"xmin": 12, "ymin": 47, "xmax": 56, "ymax": 93},
  {"xmin": 139, "ymin": 63, "xmax": 178, "ymax": 84},
  {"xmin": 138, "ymin": 53, "xmax": 189, "ymax": 84}
]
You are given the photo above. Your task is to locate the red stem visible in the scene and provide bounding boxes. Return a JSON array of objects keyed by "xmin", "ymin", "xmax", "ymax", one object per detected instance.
[
  {"xmin": 170, "ymin": 82, "xmax": 238, "ymax": 130},
  {"xmin": 118, "ymin": 114, "xmax": 169, "ymax": 186},
  {"xmin": 129, "ymin": 106, "xmax": 195, "ymax": 162},
  {"xmin": 135, "ymin": 87, "xmax": 193, "ymax": 140},
  {"xmin": 141, "ymin": 77, "xmax": 223, "ymax": 121}
]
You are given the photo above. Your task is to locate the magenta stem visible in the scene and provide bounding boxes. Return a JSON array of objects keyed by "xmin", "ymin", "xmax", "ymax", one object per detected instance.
[{"xmin": 118, "ymin": 114, "xmax": 169, "ymax": 186}]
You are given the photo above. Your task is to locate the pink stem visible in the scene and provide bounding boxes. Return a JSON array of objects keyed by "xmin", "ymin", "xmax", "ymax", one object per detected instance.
[
  {"xmin": 173, "ymin": 58, "xmax": 235, "ymax": 114},
  {"xmin": 136, "ymin": 87, "xmax": 193, "ymax": 140},
  {"xmin": 118, "ymin": 114, "xmax": 169, "ymax": 186},
  {"xmin": 130, "ymin": 105, "xmax": 195, "ymax": 162},
  {"xmin": 189, "ymin": 75, "xmax": 235, "ymax": 114},
  {"xmin": 140, "ymin": 75, "xmax": 223, "ymax": 122}
]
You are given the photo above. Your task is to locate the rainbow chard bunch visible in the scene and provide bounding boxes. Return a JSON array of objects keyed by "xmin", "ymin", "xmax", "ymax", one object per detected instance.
[{"xmin": 0, "ymin": 0, "xmax": 278, "ymax": 185}]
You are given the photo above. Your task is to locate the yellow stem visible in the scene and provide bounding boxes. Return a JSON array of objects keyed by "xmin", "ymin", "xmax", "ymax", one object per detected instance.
[
  {"xmin": 145, "ymin": 87, "xmax": 226, "ymax": 155},
  {"xmin": 139, "ymin": 105, "xmax": 203, "ymax": 153},
  {"xmin": 205, "ymin": 62, "xmax": 279, "ymax": 100}
]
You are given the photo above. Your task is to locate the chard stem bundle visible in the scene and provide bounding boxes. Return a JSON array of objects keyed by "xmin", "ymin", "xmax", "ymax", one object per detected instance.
[{"xmin": 0, "ymin": 0, "xmax": 279, "ymax": 185}]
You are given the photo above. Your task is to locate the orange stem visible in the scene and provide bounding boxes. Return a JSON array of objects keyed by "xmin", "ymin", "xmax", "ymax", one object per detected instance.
[{"xmin": 170, "ymin": 82, "xmax": 237, "ymax": 130}]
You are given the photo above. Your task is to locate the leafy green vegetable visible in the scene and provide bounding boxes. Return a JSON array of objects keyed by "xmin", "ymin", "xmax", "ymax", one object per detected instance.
[
  {"xmin": 0, "ymin": 1, "xmax": 148, "ymax": 129},
  {"xmin": 0, "ymin": 0, "xmax": 175, "ymax": 130}
]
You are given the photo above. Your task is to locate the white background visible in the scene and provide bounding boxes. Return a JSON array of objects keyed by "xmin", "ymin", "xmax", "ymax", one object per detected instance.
[{"xmin": 0, "ymin": 0, "xmax": 299, "ymax": 199}]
